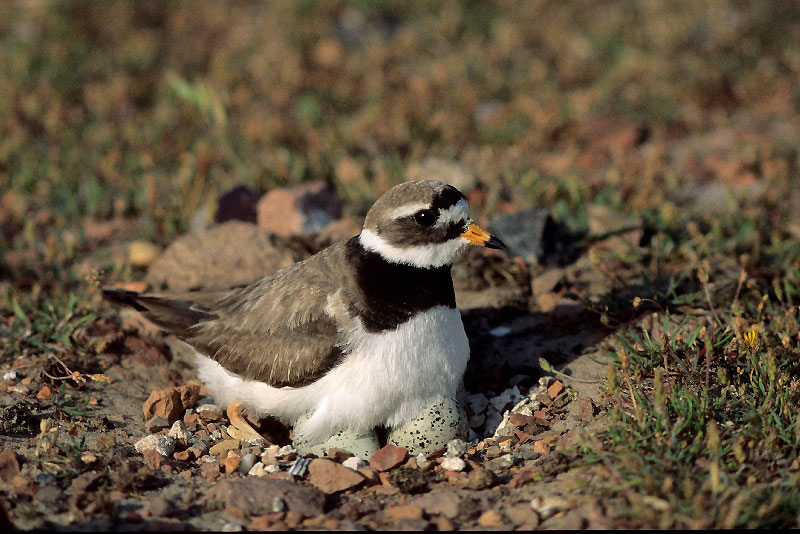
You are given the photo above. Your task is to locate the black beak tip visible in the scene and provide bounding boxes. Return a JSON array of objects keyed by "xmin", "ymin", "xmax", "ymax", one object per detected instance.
[{"xmin": 486, "ymin": 235, "xmax": 507, "ymax": 250}]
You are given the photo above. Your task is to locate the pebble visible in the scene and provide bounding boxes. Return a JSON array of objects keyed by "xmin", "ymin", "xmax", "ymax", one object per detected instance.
[
  {"xmin": 414, "ymin": 453, "xmax": 431, "ymax": 470},
  {"xmin": 146, "ymin": 416, "xmax": 170, "ymax": 434},
  {"xmin": 489, "ymin": 387, "xmax": 524, "ymax": 412},
  {"xmin": 440, "ymin": 457, "xmax": 466, "ymax": 472},
  {"xmin": 307, "ymin": 458, "xmax": 365, "ymax": 494},
  {"xmin": 369, "ymin": 445, "xmax": 408, "ymax": 472},
  {"xmin": 239, "ymin": 453, "xmax": 257, "ymax": 474},
  {"xmin": 196, "ymin": 403, "xmax": 223, "ymax": 421},
  {"xmin": 209, "ymin": 439, "xmax": 240, "ymax": 457},
  {"xmin": 134, "ymin": 435, "xmax": 176, "ymax": 457},
  {"xmin": 167, "ymin": 420, "xmax": 192, "ymax": 443},
  {"xmin": 342, "ymin": 456, "xmax": 367, "ymax": 471},
  {"xmin": 445, "ymin": 439, "xmax": 467, "ymax": 458},
  {"xmin": 276, "ymin": 445, "xmax": 296, "ymax": 458}
]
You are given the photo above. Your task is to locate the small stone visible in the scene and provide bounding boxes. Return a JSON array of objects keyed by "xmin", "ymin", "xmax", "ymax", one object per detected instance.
[
  {"xmin": 445, "ymin": 439, "xmax": 467, "ymax": 458},
  {"xmin": 478, "ymin": 509, "xmax": 505, "ymax": 527},
  {"xmin": 222, "ymin": 451, "xmax": 242, "ymax": 473},
  {"xmin": 196, "ymin": 403, "xmax": 223, "ymax": 421},
  {"xmin": 142, "ymin": 449, "xmax": 169, "ymax": 470},
  {"xmin": 547, "ymin": 381, "xmax": 564, "ymax": 399},
  {"xmin": 327, "ymin": 448, "xmax": 353, "ymax": 462},
  {"xmin": 209, "ymin": 440, "xmax": 240, "ymax": 457},
  {"xmin": 239, "ymin": 453, "xmax": 257, "ymax": 474},
  {"xmin": 414, "ymin": 453, "xmax": 431, "ymax": 470},
  {"xmin": 173, "ymin": 450, "xmax": 195, "ymax": 462},
  {"xmin": 200, "ymin": 460, "xmax": 220, "ymax": 481},
  {"xmin": 508, "ymin": 413, "xmax": 537, "ymax": 428},
  {"xmin": 167, "ymin": 420, "xmax": 192, "ymax": 443},
  {"xmin": 135, "ymin": 434, "xmax": 175, "ymax": 457},
  {"xmin": 489, "ymin": 387, "xmax": 524, "ymax": 412},
  {"xmin": 354, "ymin": 466, "xmax": 377, "ymax": 485},
  {"xmin": 466, "ymin": 466, "xmax": 496, "ymax": 490},
  {"xmin": 342, "ymin": 456, "xmax": 367, "ymax": 471},
  {"xmin": 307, "ymin": 458, "xmax": 364, "ymax": 494},
  {"xmin": 385, "ymin": 504, "xmax": 424, "ymax": 521},
  {"xmin": 0, "ymin": 450, "xmax": 21, "ymax": 483},
  {"xmin": 533, "ymin": 440, "xmax": 551, "ymax": 455},
  {"xmin": 412, "ymin": 490, "xmax": 462, "ymax": 519},
  {"xmin": 575, "ymin": 398, "xmax": 596, "ymax": 421},
  {"xmin": 146, "ymin": 416, "xmax": 170, "ymax": 434},
  {"xmin": 257, "ymin": 181, "xmax": 342, "ymax": 237},
  {"xmin": 143, "ymin": 387, "xmax": 184, "ymax": 423},
  {"xmin": 440, "ymin": 458, "xmax": 465, "ymax": 472},
  {"xmin": 275, "ymin": 445, "xmax": 297, "ymax": 458},
  {"xmin": 369, "ymin": 444, "xmax": 408, "ymax": 472},
  {"xmin": 176, "ymin": 383, "xmax": 201, "ymax": 410},
  {"xmin": 36, "ymin": 386, "xmax": 52, "ymax": 401}
]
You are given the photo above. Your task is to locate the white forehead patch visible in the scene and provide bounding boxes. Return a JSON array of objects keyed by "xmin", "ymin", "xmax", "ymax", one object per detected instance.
[{"xmin": 388, "ymin": 198, "xmax": 470, "ymax": 226}]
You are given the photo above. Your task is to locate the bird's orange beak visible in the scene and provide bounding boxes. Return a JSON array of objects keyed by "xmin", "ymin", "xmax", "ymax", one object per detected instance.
[{"xmin": 460, "ymin": 223, "xmax": 506, "ymax": 250}]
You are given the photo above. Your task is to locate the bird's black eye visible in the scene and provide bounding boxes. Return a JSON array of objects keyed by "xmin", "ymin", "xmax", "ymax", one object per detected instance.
[{"xmin": 413, "ymin": 209, "xmax": 436, "ymax": 227}]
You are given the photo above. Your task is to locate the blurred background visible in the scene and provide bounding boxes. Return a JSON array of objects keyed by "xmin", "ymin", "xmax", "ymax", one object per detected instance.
[{"xmin": 1, "ymin": 0, "xmax": 798, "ymax": 248}]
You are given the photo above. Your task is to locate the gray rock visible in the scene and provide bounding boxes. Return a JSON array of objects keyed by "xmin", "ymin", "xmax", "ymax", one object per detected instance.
[
  {"xmin": 488, "ymin": 209, "xmax": 572, "ymax": 265},
  {"xmin": 134, "ymin": 434, "xmax": 176, "ymax": 457}
]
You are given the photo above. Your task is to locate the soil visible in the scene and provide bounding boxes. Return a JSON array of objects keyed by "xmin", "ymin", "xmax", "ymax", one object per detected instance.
[{"xmin": 0, "ymin": 232, "xmax": 622, "ymax": 531}]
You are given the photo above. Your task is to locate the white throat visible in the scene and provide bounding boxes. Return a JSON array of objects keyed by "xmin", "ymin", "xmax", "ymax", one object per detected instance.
[{"xmin": 358, "ymin": 229, "xmax": 469, "ymax": 269}]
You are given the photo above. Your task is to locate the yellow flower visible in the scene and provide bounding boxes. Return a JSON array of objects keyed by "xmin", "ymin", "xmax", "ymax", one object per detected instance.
[{"xmin": 744, "ymin": 330, "xmax": 758, "ymax": 347}]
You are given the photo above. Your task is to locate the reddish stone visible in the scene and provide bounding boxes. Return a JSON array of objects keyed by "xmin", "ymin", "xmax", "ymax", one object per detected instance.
[
  {"xmin": 369, "ymin": 444, "xmax": 408, "ymax": 472},
  {"xmin": 142, "ymin": 449, "xmax": 168, "ymax": 470},
  {"xmin": 307, "ymin": 459, "xmax": 364, "ymax": 494},
  {"xmin": 36, "ymin": 386, "xmax": 52, "ymax": 401},
  {"xmin": 142, "ymin": 387, "xmax": 183, "ymax": 422},
  {"xmin": 547, "ymin": 380, "xmax": 564, "ymax": 399}
]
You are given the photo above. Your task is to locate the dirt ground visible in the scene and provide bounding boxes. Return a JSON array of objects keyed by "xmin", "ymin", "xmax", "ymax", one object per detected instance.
[{"xmin": 0, "ymin": 224, "xmax": 629, "ymax": 530}]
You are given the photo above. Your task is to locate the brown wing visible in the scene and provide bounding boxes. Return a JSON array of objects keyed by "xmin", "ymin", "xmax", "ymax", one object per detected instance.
[
  {"xmin": 184, "ymin": 242, "xmax": 351, "ymax": 387},
  {"xmin": 103, "ymin": 242, "xmax": 353, "ymax": 388}
]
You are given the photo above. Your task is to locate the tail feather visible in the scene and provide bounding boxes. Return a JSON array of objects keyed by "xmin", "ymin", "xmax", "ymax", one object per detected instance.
[{"xmin": 102, "ymin": 287, "xmax": 217, "ymax": 338}]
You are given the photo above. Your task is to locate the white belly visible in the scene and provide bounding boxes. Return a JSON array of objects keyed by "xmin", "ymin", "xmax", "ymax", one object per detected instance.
[{"xmin": 194, "ymin": 305, "xmax": 469, "ymax": 442}]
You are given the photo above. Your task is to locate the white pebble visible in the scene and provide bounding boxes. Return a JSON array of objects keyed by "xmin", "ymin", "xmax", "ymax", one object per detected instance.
[
  {"xmin": 445, "ymin": 439, "xmax": 467, "ymax": 458},
  {"xmin": 264, "ymin": 464, "xmax": 281, "ymax": 473},
  {"xmin": 167, "ymin": 420, "xmax": 192, "ymax": 442},
  {"xmin": 276, "ymin": 445, "xmax": 296, "ymax": 458},
  {"xmin": 440, "ymin": 457, "xmax": 466, "ymax": 472},
  {"xmin": 489, "ymin": 386, "xmax": 523, "ymax": 412},
  {"xmin": 3, "ymin": 371, "xmax": 17, "ymax": 380},
  {"xmin": 415, "ymin": 453, "xmax": 431, "ymax": 470},
  {"xmin": 248, "ymin": 462, "xmax": 266, "ymax": 476},
  {"xmin": 134, "ymin": 434, "xmax": 175, "ymax": 457},
  {"xmin": 342, "ymin": 456, "xmax": 367, "ymax": 470},
  {"xmin": 239, "ymin": 453, "xmax": 257, "ymax": 474}
]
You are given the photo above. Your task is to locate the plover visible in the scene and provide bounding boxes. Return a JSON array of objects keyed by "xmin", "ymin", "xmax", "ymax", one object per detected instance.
[{"xmin": 104, "ymin": 180, "xmax": 504, "ymax": 455}]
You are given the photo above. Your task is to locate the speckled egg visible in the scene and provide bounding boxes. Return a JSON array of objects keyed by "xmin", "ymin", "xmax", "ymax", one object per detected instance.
[
  {"xmin": 292, "ymin": 414, "xmax": 380, "ymax": 460},
  {"xmin": 386, "ymin": 397, "xmax": 468, "ymax": 455}
]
